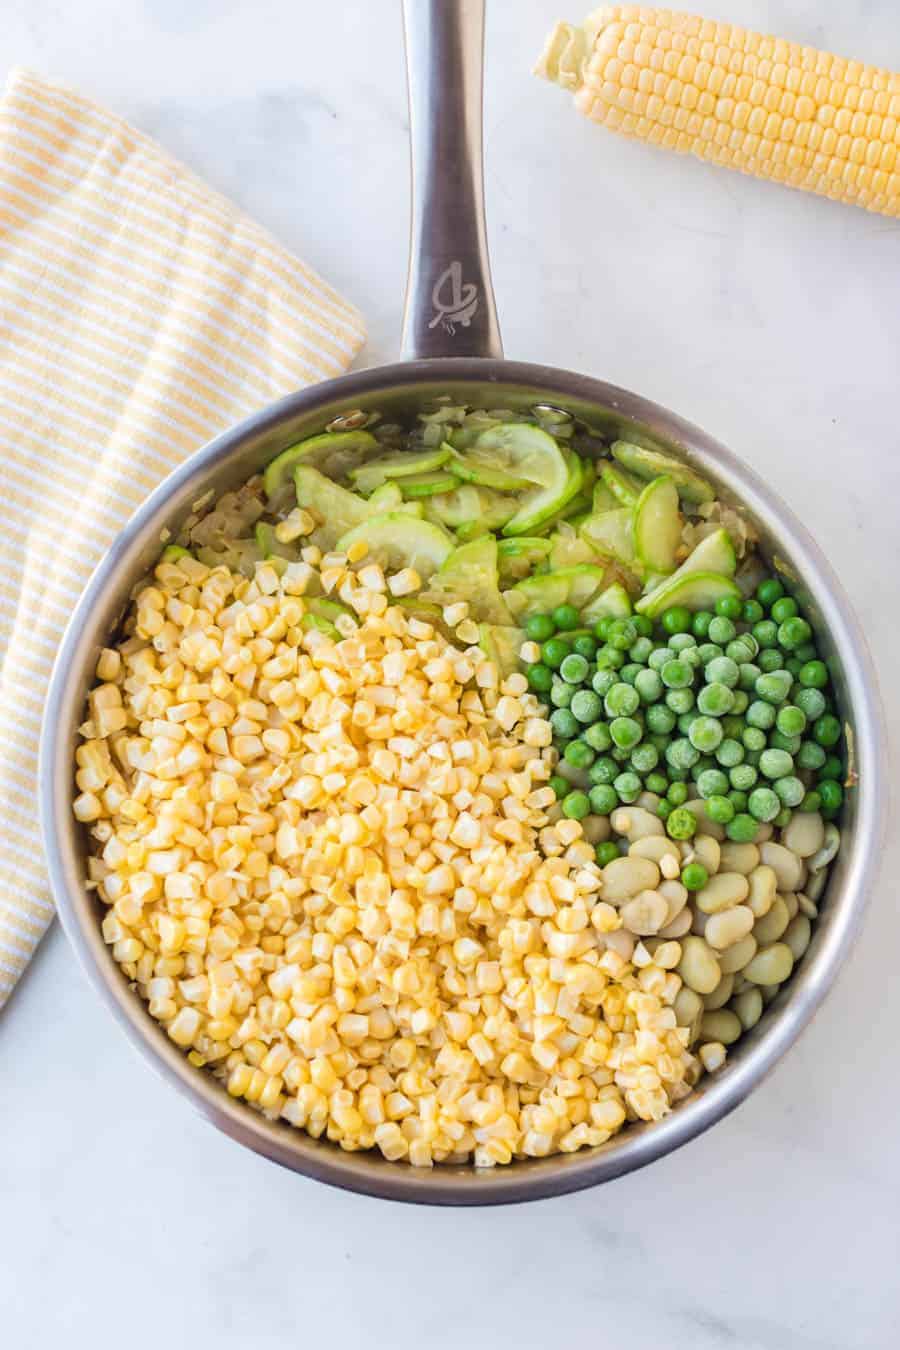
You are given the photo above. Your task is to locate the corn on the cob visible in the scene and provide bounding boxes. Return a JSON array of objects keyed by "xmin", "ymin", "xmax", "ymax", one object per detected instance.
[{"xmin": 536, "ymin": 6, "xmax": 900, "ymax": 217}]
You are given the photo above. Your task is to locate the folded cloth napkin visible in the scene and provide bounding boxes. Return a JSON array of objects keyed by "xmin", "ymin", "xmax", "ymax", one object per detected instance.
[{"xmin": 0, "ymin": 69, "xmax": 366, "ymax": 1009}]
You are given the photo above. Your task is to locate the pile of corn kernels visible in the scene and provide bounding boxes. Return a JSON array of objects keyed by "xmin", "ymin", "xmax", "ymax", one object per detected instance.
[{"xmin": 74, "ymin": 542, "xmax": 699, "ymax": 1167}]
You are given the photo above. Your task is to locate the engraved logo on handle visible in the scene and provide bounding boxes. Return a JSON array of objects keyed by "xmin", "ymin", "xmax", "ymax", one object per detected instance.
[{"xmin": 429, "ymin": 261, "xmax": 479, "ymax": 334}]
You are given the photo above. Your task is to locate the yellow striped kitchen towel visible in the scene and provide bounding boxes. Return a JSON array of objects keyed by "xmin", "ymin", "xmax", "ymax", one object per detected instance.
[{"xmin": 0, "ymin": 68, "xmax": 366, "ymax": 1009}]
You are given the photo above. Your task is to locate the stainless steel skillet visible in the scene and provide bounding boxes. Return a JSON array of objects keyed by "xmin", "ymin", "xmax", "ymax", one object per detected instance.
[{"xmin": 40, "ymin": 0, "xmax": 885, "ymax": 1205}]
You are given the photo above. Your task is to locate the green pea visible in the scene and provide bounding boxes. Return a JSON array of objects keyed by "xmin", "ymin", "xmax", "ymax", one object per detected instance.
[
  {"xmin": 605, "ymin": 682, "xmax": 640, "ymax": 717},
  {"xmin": 564, "ymin": 739, "xmax": 595, "ymax": 769},
  {"xmin": 730, "ymin": 763, "xmax": 758, "ymax": 791},
  {"xmin": 594, "ymin": 616, "xmax": 616, "ymax": 641},
  {"xmin": 645, "ymin": 772, "xmax": 669, "ymax": 795},
  {"xmin": 590, "ymin": 756, "xmax": 619, "ymax": 785},
  {"xmin": 661, "ymin": 606, "xmax": 692, "ymax": 635},
  {"xmin": 525, "ymin": 613, "xmax": 556, "ymax": 642},
  {"xmin": 592, "ymin": 669, "xmax": 617, "ymax": 697},
  {"xmin": 549, "ymin": 775, "xmax": 569, "ymax": 798},
  {"xmin": 798, "ymin": 739, "xmax": 825, "ymax": 772},
  {"xmin": 631, "ymin": 743, "xmax": 659, "ymax": 774},
  {"xmin": 607, "ymin": 618, "xmax": 638, "ymax": 650},
  {"xmin": 774, "ymin": 807, "xmax": 792, "ymax": 828},
  {"xmin": 697, "ymin": 681, "xmax": 734, "ymax": 717},
  {"xmin": 550, "ymin": 708, "xmax": 579, "ymax": 739},
  {"xmin": 799, "ymin": 660, "xmax": 828, "ymax": 689},
  {"xmin": 589, "ymin": 784, "xmax": 618, "ymax": 815},
  {"xmin": 572, "ymin": 634, "xmax": 598, "ymax": 660},
  {"xmin": 552, "ymin": 603, "xmax": 581, "ymax": 632},
  {"xmin": 661, "ymin": 658, "xmax": 692, "ymax": 689},
  {"xmin": 794, "ymin": 641, "xmax": 817, "ymax": 661},
  {"xmin": 584, "ymin": 722, "xmax": 613, "ymax": 752},
  {"xmin": 770, "ymin": 596, "xmax": 798, "ymax": 623},
  {"xmin": 614, "ymin": 771, "xmax": 642, "ymax": 803},
  {"xmin": 674, "ymin": 713, "xmax": 694, "ymax": 738},
  {"xmin": 726, "ymin": 813, "xmax": 759, "ymax": 843},
  {"xmin": 770, "ymin": 731, "xmax": 802, "ymax": 756},
  {"xmin": 728, "ymin": 789, "xmax": 749, "ymax": 813},
  {"xmin": 715, "ymin": 595, "xmax": 743, "ymax": 621},
  {"xmin": 560, "ymin": 652, "xmax": 589, "ymax": 684},
  {"xmin": 692, "ymin": 610, "xmax": 713, "ymax": 639},
  {"xmin": 656, "ymin": 798, "xmax": 672, "ymax": 820},
  {"xmin": 774, "ymin": 775, "xmax": 805, "ymax": 807},
  {"xmin": 678, "ymin": 646, "xmax": 704, "ymax": 671},
  {"xmin": 715, "ymin": 738, "xmax": 744, "ymax": 768},
  {"xmin": 742, "ymin": 599, "xmax": 764, "ymax": 624},
  {"xmin": 666, "ymin": 688, "xmax": 695, "ymax": 715},
  {"xmin": 757, "ymin": 649, "xmax": 783, "ymax": 673},
  {"xmin": 571, "ymin": 689, "xmax": 604, "ymax": 724},
  {"xmin": 628, "ymin": 636, "xmax": 653, "ymax": 663},
  {"xmin": 618, "ymin": 662, "xmax": 643, "ymax": 685},
  {"xmin": 541, "ymin": 637, "xmax": 570, "ymax": 669},
  {"xmin": 820, "ymin": 754, "xmax": 843, "ymax": 781},
  {"xmin": 527, "ymin": 663, "xmax": 553, "ymax": 693},
  {"xmin": 799, "ymin": 790, "xmax": 822, "ymax": 813},
  {"xmin": 705, "ymin": 794, "xmax": 735, "ymax": 824},
  {"xmin": 667, "ymin": 766, "xmax": 688, "ymax": 783},
  {"xmin": 752, "ymin": 619, "xmax": 778, "ymax": 648},
  {"xmin": 730, "ymin": 691, "xmax": 749, "ymax": 715},
  {"xmin": 666, "ymin": 737, "xmax": 699, "ymax": 771},
  {"xmin": 748, "ymin": 787, "xmax": 780, "ymax": 821},
  {"xmin": 632, "ymin": 615, "xmax": 653, "ymax": 638},
  {"xmin": 666, "ymin": 807, "xmax": 697, "ymax": 840},
  {"xmin": 634, "ymin": 668, "xmax": 663, "ymax": 703},
  {"xmin": 737, "ymin": 662, "xmax": 761, "ymax": 691},
  {"xmin": 610, "ymin": 716, "xmax": 642, "ymax": 750},
  {"xmin": 818, "ymin": 779, "xmax": 843, "ymax": 813},
  {"xmin": 704, "ymin": 655, "xmax": 739, "ymax": 688},
  {"xmin": 596, "ymin": 644, "xmax": 625, "ymax": 671},
  {"xmin": 747, "ymin": 699, "xmax": 776, "ymax": 729},
  {"xmin": 708, "ymin": 615, "xmax": 736, "ymax": 645},
  {"xmin": 561, "ymin": 790, "xmax": 591, "ymax": 820},
  {"xmin": 646, "ymin": 704, "xmax": 677, "ymax": 735},
  {"xmin": 745, "ymin": 748, "xmax": 762, "ymax": 768},
  {"xmin": 667, "ymin": 781, "xmax": 688, "ymax": 807},
  {"xmin": 742, "ymin": 725, "xmax": 766, "ymax": 753},
  {"xmin": 726, "ymin": 638, "xmax": 755, "ymax": 665},
  {"xmin": 681, "ymin": 862, "xmax": 709, "ymax": 891},
  {"xmin": 776, "ymin": 704, "xmax": 806, "ymax": 737},
  {"xmin": 755, "ymin": 670, "xmax": 792, "ymax": 704},
  {"xmin": 785, "ymin": 657, "xmax": 804, "ymax": 680},
  {"xmin": 721, "ymin": 715, "xmax": 746, "ymax": 739},
  {"xmin": 778, "ymin": 617, "xmax": 812, "ymax": 650},
  {"xmin": 595, "ymin": 841, "xmax": 620, "ymax": 866},
  {"xmin": 756, "ymin": 577, "xmax": 784, "ymax": 608},
  {"xmin": 648, "ymin": 646, "xmax": 672, "ymax": 672},
  {"xmin": 795, "ymin": 687, "xmax": 827, "ymax": 720},
  {"xmin": 813, "ymin": 714, "xmax": 842, "ymax": 747},
  {"xmin": 689, "ymin": 716, "xmax": 724, "ymax": 752},
  {"xmin": 696, "ymin": 767, "xmax": 729, "ymax": 798},
  {"xmin": 697, "ymin": 643, "xmax": 724, "ymax": 665},
  {"xmin": 550, "ymin": 680, "xmax": 574, "ymax": 708},
  {"xmin": 759, "ymin": 748, "xmax": 794, "ymax": 779}
]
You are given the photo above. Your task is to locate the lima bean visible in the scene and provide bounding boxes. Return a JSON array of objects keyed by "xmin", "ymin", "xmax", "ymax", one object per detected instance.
[
  {"xmin": 699, "ymin": 1009, "xmax": 742, "ymax": 1045},
  {"xmin": 658, "ymin": 907, "xmax": 693, "ymax": 940},
  {"xmin": 753, "ymin": 895, "xmax": 790, "ymax": 944},
  {"xmin": 601, "ymin": 855, "xmax": 660, "ymax": 903},
  {"xmin": 620, "ymin": 889, "xmax": 669, "ymax": 936},
  {"xmin": 718, "ymin": 933, "xmax": 758, "ymax": 975},
  {"xmin": 705, "ymin": 904, "xmax": 755, "ymax": 951},
  {"xmin": 695, "ymin": 872, "xmax": 750, "ymax": 914},
  {"xmin": 747, "ymin": 865, "xmax": 776, "ymax": 918},
  {"xmin": 804, "ymin": 869, "xmax": 828, "ymax": 902},
  {"xmin": 784, "ymin": 913, "xmax": 812, "ymax": 961},
  {"xmin": 759, "ymin": 841, "xmax": 804, "ymax": 892},
  {"xmin": 703, "ymin": 972, "xmax": 735, "ymax": 1010},
  {"xmin": 732, "ymin": 986, "xmax": 764, "ymax": 1031},
  {"xmin": 678, "ymin": 936, "xmax": 722, "ymax": 994},
  {"xmin": 782, "ymin": 810, "xmax": 825, "ymax": 859},
  {"xmin": 743, "ymin": 942, "xmax": 795, "ymax": 986},
  {"xmin": 581, "ymin": 814, "xmax": 611, "ymax": 844},
  {"xmin": 611, "ymin": 805, "xmax": 664, "ymax": 841},
  {"xmin": 629, "ymin": 836, "xmax": 682, "ymax": 869},
  {"xmin": 659, "ymin": 879, "xmax": 688, "ymax": 926},
  {"xmin": 690, "ymin": 834, "xmax": 721, "ymax": 876},
  {"xmin": 718, "ymin": 842, "xmax": 760, "ymax": 875},
  {"xmin": 797, "ymin": 892, "xmax": 819, "ymax": 919},
  {"xmin": 683, "ymin": 798, "xmax": 726, "ymax": 841},
  {"xmin": 673, "ymin": 986, "xmax": 704, "ymax": 1027},
  {"xmin": 783, "ymin": 891, "xmax": 800, "ymax": 921},
  {"xmin": 605, "ymin": 928, "xmax": 636, "ymax": 961}
]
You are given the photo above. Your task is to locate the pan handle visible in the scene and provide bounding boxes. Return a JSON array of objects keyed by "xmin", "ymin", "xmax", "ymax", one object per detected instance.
[{"xmin": 400, "ymin": 0, "xmax": 503, "ymax": 361}]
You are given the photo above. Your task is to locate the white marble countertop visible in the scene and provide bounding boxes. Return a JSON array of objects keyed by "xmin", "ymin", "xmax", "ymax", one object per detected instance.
[{"xmin": 3, "ymin": 1, "xmax": 900, "ymax": 1346}]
